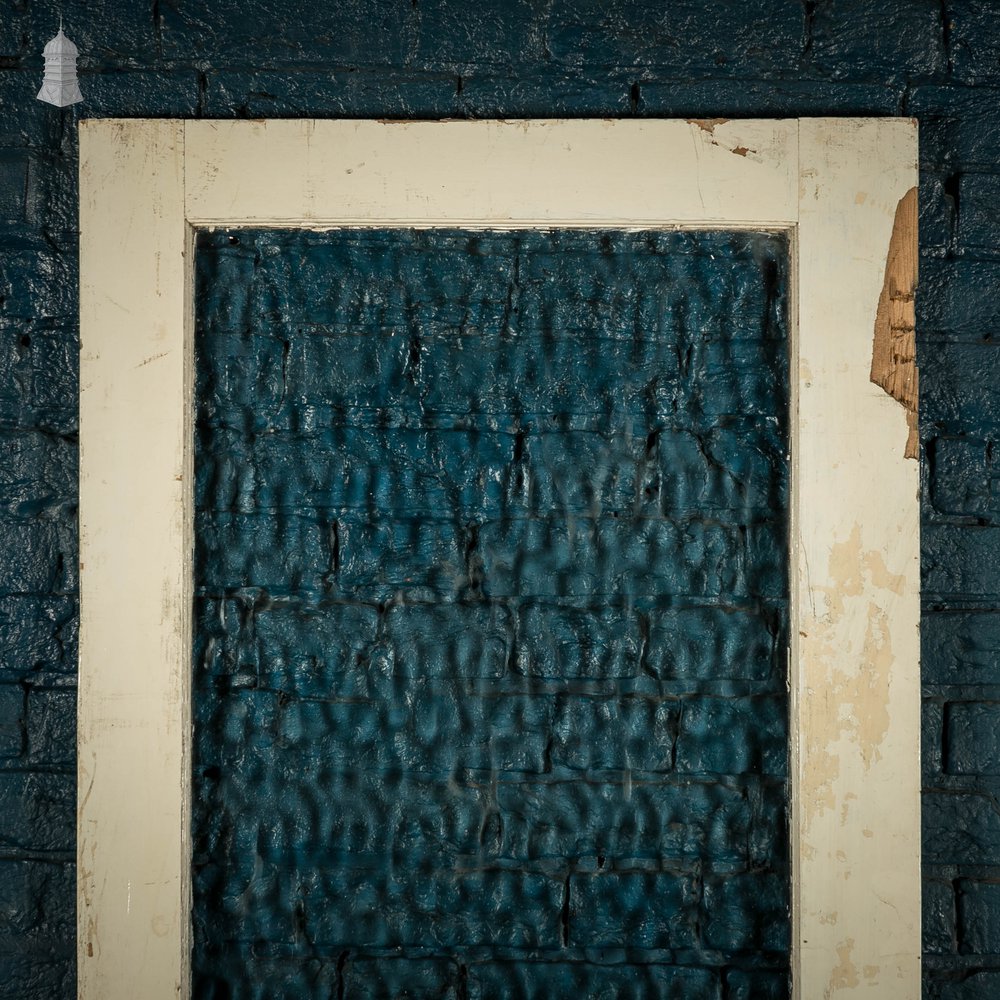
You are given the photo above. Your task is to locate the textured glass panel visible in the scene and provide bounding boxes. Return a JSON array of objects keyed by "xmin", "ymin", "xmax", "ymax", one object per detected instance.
[{"xmin": 192, "ymin": 229, "xmax": 790, "ymax": 998}]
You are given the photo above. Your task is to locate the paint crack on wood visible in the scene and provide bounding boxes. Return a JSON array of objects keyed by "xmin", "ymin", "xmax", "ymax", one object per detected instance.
[
  {"xmin": 686, "ymin": 119, "xmax": 757, "ymax": 158},
  {"xmin": 870, "ymin": 186, "xmax": 918, "ymax": 459}
]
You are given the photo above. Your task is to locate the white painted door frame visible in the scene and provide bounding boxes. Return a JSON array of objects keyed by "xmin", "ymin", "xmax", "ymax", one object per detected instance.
[{"xmin": 78, "ymin": 118, "xmax": 920, "ymax": 999}]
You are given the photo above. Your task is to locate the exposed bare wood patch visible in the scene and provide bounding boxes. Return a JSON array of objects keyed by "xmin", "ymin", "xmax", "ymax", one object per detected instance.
[
  {"xmin": 687, "ymin": 119, "xmax": 758, "ymax": 160},
  {"xmin": 687, "ymin": 117, "xmax": 730, "ymax": 134},
  {"xmin": 870, "ymin": 186, "xmax": 918, "ymax": 459}
]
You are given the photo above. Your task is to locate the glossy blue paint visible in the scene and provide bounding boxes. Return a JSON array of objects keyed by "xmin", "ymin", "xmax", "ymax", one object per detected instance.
[{"xmin": 191, "ymin": 228, "xmax": 790, "ymax": 996}]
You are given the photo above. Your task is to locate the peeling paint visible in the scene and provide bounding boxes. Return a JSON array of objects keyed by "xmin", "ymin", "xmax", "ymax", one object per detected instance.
[
  {"xmin": 687, "ymin": 119, "xmax": 758, "ymax": 159},
  {"xmin": 870, "ymin": 186, "xmax": 918, "ymax": 459},
  {"xmin": 688, "ymin": 118, "xmax": 731, "ymax": 134},
  {"xmin": 826, "ymin": 939, "xmax": 860, "ymax": 996},
  {"xmin": 803, "ymin": 526, "xmax": 900, "ymax": 822}
]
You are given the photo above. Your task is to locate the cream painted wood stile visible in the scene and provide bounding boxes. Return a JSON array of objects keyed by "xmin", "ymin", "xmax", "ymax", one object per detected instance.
[{"xmin": 78, "ymin": 118, "xmax": 920, "ymax": 999}]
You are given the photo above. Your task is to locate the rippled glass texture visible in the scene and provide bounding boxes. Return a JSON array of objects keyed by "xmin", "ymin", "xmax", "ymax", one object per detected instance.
[{"xmin": 192, "ymin": 229, "xmax": 791, "ymax": 999}]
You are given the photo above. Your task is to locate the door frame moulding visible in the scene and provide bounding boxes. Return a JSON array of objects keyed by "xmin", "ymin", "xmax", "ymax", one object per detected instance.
[{"xmin": 78, "ymin": 117, "xmax": 920, "ymax": 999}]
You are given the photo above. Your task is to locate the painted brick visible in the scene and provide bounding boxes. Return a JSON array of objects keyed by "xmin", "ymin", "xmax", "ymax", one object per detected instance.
[
  {"xmin": 920, "ymin": 267, "xmax": 1000, "ymax": 344},
  {"xmin": 412, "ymin": 0, "xmax": 547, "ymax": 72},
  {"xmin": 24, "ymin": 687, "xmax": 74, "ymax": 767},
  {"xmin": 925, "ymin": 877, "xmax": 957, "ymax": 955},
  {"xmin": 0, "ymin": 860, "xmax": 74, "ymax": 941},
  {"xmin": 0, "ymin": 596, "xmax": 76, "ymax": 677},
  {"xmin": 76, "ymin": 70, "xmax": 200, "ymax": 119},
  {"xmin": 949, "ymin": 0, "xmax": 1000, "ymax": 84},
  {"xmin": 0, "ymin": 952, "xmax": 73, "ymax": 1000},
  {"xmin": 200, "ymin": 423, "xmax": 787, "ymax": 525},
  {"xmin": 908, "ymin": 86, "xmax": 1000, "ymax": 171},
  {"xmin": 0, "ymin": 325, "xmax": 33, "ymax": 427},
  {"xmin": 924, "ymin": 524, "xmax": 1000, "ymax": 599},
  {"xmin": 545, "ymin": 0, "xmax": 803, "ymax": 77},
  {"xmin": 514, "ymin": 603, "xmax": 639, "ymax": 679},
  {"xmin": 807, "ymin": 0, "xmax": 945, "ymax": 80},
  {"xmin": 631, "ymin": 79, "xmax": 904, "ymax": 118},
  {"xmin": 921, "ymin": 172, "xmax": 955, "ymax": 257},
  {"xmin": 24, "ymin": 152, "xmax": 75, "ymax": 236},
  {"xmin": 196, "ymin": 511, "xmax": 334, "ymax": 591},
  {"xmin": 550, "ymin": 695, "xmax": 675, "ymax": 771},
  {"xmin": 936, "ymin": 970, "xmax": 1000, "ymax": 998},
  {"xmin": 196, "ymin": 332, "xmax": 288, "ymax": 426},
  {"xmin": 649, "ymin": 423, "xmax": 787, "ymax": 516},
  {"xmin": 0, "ymin": 153, "xmax": 27, "ymax": 222},
  {"xmin": 195, "ymin": 768, "xmax": 489, "ymax": 866},
  {"xmin": 959, "ymin": 879, "xmax": 1000, "ymax": 954},
  {"xmin": 522, "ymin": 429, "xmax": 642, "ymax": 517},
  {"xmin": 675, "ymin": 696, "xmax": 787, "ymax": 777},
  {"xmin": 199, "ymin": 426, "xmax": 517, "ymax": 517},
  {"xmin": 195, "ymin": 865, "xmax": 565, "ymax": 949},
  {"xmin": 468, "ymin": 961, "xmax": 722, "ymax": 999},
  {"xmin": 159, "ymin": 0, "xmax": 415, "ymax": 66},
  {"xmin": 0, "ymin": 328, "xmax": 78, "ymax": 436},
  {"xmin": 0, "ymin": 2, "xmax": 157, "ymax": 65},
  {"xmin": 193, "ymin": 242, "xmax": 256, "ymax": 333},
  {"xmin": 958, "ymin": 173, "xmax": 1000, "ymax": 255},
  {"xmin": 928, "ymin": 436, "xmax": 999, "ymax": 521},
  {"xmin": 0, "ymin": 858, "xmax": 75, "ymax": 1000},
  {"xmin": 191, "ymin": 227, "xmax": 789, "ymax": 989},
  {"xmin": 724, "ymin": 968, "xmax": 788, "ymax": 1000},
  {"xmin": 192, "ymin": 956, "xmax": 341, "ymax": 1000},
  {"xmin": 570, "ymin": 871, "xmax": 699, "ymax": 949},
  {"xmin": 458, "ymin": 74, "xmax": 905, "ymax": 121},
  {"xmin": 924, "ymin": 789, "xmax": 1000, "ymax": 866},
  {"xmin": 481, "ymin": 517, "xmax": 785, "ymax": 600},
  {"xmin": 455, "ymin": 69, "xmax": 634, "ymax": 118},
  {"xmin": 702, "ymin": 872, "xmax": 789, "ymax": 953},
  {"xmin": 645, "ymin": 606, "xmax": 782, "ymax": 682},
  {"xmin": 343, "ymin": 959, "xmax": 460, "ymax": 998},
  {"xmin": 385, "ymin": 603, "xmax": 512, "ymax": 679},
  {"xmin": 496, "ymin": 778, "xmax": 769, "ymax": 867},
  {"xmin": 0, "ymin": 237, "xmax": 76, "ymax": 322},
  {"xmin": 0, "ymin": 772, "xmax": 73, "ymax": 853},
  {"xmin": 203, "ymin": 68, "xmax": 459, "ymax": 119},
  {"xmin": 925, "ymin": 698, "xmax": 945, "ymax": 781},
  {"xmin": 0, "ymin": 684, "xmax": 23, "ymax": 758},
  {"xmin": 0, "ymin": 521, "xmax": 59, "ymax": 595},
  {"xmin": 195, "ymin": 596, "xmax": 384, "ymax": 695},
  {"xmin": 0, "ymin": 71, "xmax": 66, "ymax": 150},
  {"xmin": 748, "ymin": 782, "xmax": 790, "ymax": 870},
  {"xmin": 923, "ymin": 611, "xmax": 1000, "ymax": 685},
  {"xmin": 264, "ymin": 331, "xmax": 787, "ymax": 420},
  {"xmin": 0, "ymin": 431, "xmax": 75, "ymax": 514},
  {"xmin": 946, "ymin": 702, "xmax": 1000, "ymax": 775},
  {"xmin": 197, "ymin": 687, "xmax": 553, "ymax": 774}
]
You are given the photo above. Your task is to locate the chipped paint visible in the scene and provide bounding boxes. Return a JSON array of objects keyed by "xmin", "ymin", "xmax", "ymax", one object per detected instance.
[
  {"xmin": 688, "ymin": 118, "xmax": 731, "ymax": 134},
  {"xmin": 688, "ymin": 118, "xmax": 759, "ymax": 159},
  {"xmin": 801, "ymin": 526, "xmax": 901, "ymax": 823},
  {"xmin": 870, "ymin": 186, "xmax": 918, "ymax": 459},
  {"xmin": 826, "ymin": 939, "xmax": 860, "ymax": 996}
]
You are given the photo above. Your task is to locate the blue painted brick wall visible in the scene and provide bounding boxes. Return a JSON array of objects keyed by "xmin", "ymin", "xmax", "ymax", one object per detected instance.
[
  {"xmin": 0, "ymin": 1, "xmax": 997, "ymax": 996},
  {"xmin": 191, "ymin": 228, "xmax": 790, "ymax": 997}
]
